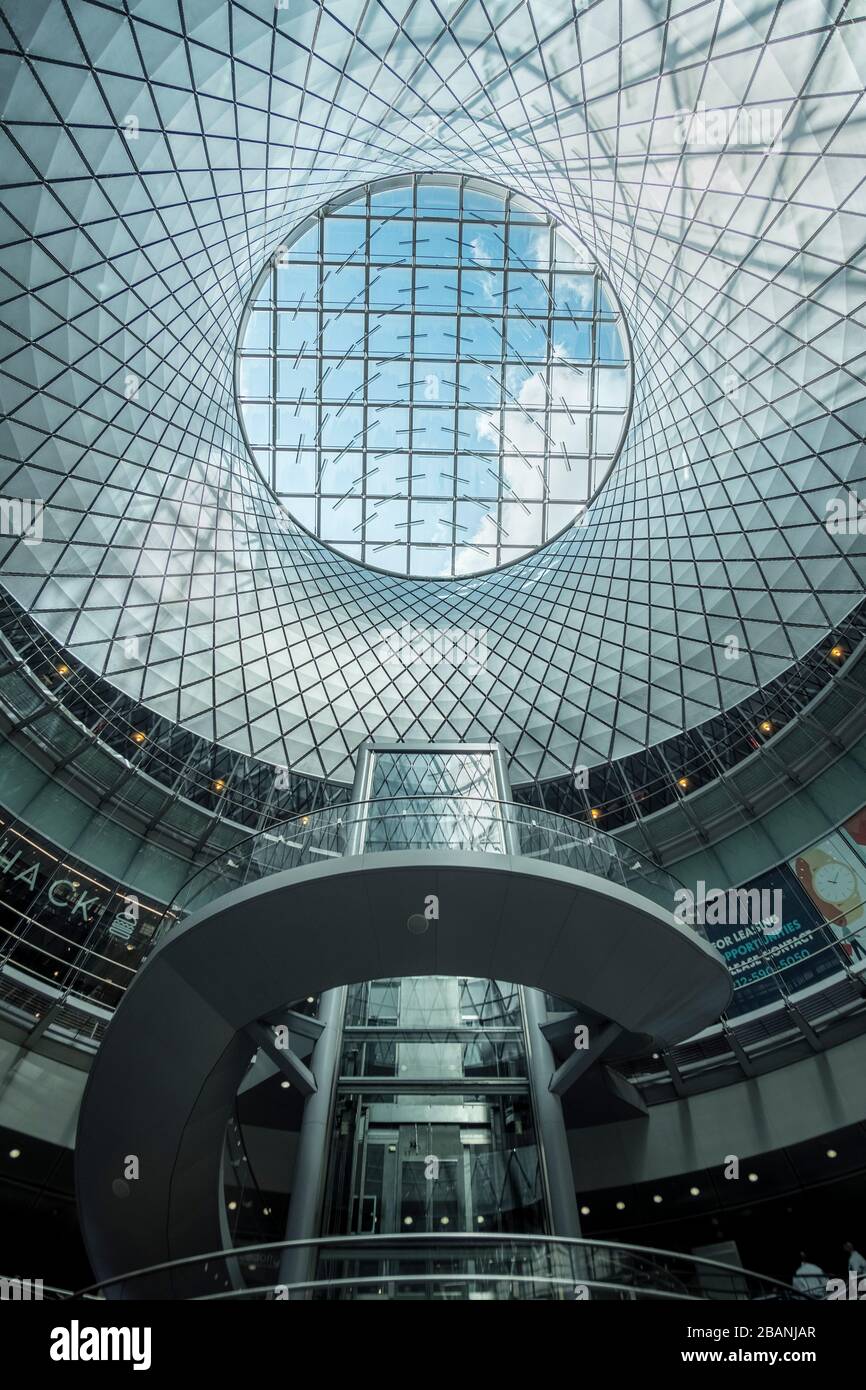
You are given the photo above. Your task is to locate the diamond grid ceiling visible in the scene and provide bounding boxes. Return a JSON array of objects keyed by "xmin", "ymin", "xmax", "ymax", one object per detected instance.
[{"xmin": 0, "ymin": 0, "xmax": 864, "ymax": 786}]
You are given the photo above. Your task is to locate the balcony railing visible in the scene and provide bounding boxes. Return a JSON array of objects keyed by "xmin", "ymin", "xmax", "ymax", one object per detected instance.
[
  {"xmin": 162, "ymin": 795, "xmax": 687, "ymax": 933},
  {"xmin": 68, "ymin": 1232, "xmax": 813, "ymax": 1302}
]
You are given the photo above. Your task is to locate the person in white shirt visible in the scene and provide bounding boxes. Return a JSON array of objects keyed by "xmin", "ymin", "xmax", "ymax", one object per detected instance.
[
  {"xmin": 793, "ymin": 1253, "xmax": 826, "ymax": 1298},
  {"xmin": 844, "ymin": 1241, "xmax": 866, "ymax": 1275}
]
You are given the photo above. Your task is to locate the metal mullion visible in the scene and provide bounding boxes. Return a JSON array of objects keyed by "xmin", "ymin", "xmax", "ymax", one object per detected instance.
[
  {"xmin": 449, "ymin": 176, "xmax": 466, "ymax": 578},
  {"xmin": 498, "ymin": 194, "xmax": 511, "ymax": 569},
  {"xmin": 406, "ymin": 172, "xmax": 417, "ymax": 576},
  {"xmin": 588, "ymin": 265, "xmax": 600, "ymax": 494},
  {"xmin": 361, "ymin": 187, "xmax": 371, "ymax": 567},
  {"xmin": 315, "ymin": 211, "xmax": 324, "ymax": 542},
  {"xmin": 543, "ymin": 218, "xmax": 554, "ymax": 541},
  {"xmin": 271, "ymin": 261, "xmax": 278, "ymax": 496}
]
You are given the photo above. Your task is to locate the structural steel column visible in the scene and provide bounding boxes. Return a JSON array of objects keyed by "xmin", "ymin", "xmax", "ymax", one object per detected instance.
[
  {"xmin": 492, "ymin": 742, "xmax": 580, "ymax": 1240},
  {"xmin": 521, "ymin": 985, "xmax": 581, "ymax": 1239},
  {"xmin": 279, "ymin": 985, "xmax": 347, "ymax": 1293}
]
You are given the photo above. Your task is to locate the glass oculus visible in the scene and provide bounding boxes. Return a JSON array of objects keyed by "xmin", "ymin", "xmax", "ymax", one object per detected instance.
[{"xmin": 237, "ymin": 174, "xmax": 631, "ymax": 579}]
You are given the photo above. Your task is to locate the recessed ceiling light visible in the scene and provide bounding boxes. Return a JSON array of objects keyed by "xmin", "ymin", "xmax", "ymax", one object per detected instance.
[
  {"xmin": 580, "ymin": 1206, "xmax": 590, "ymax": 1216},
  {"xmin": 690, "ymin": 1186, "xmax": 700, "ymax": 1197},
  {"xmin": 9, "ymin": 1148, "xmax": 21, "ymax": 1159},
  {"xmin": 747, "ymin": 1172, "xmax": 758, "ymax": 1182},
  {"xmin": 227, "ymin": 1200, "xmax": 237, "ymax": 1210},
  {"xmin": 653, "ymin": 1194, "xmax": 663, "ymax": 1204},
  {"xmin": 403, "ymin": 1216, "xmax": 413, "ymax": 1226},
  {"xmin": 615, "ymin": 1200, "xmax": 625, "ymax": 1211},
  {"xmin": 280, "ymin": 1080, "xmax": 291, "ymax": 1089},
  {"xmin": 826, "ymin": 1148, "xmax": 838, "ymax": 1159}
]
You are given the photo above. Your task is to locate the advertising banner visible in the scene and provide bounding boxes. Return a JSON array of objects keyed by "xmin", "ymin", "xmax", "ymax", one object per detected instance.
[{"xmin": 705, "ymin": 862, "xmax": 841, "ymax": 1017}]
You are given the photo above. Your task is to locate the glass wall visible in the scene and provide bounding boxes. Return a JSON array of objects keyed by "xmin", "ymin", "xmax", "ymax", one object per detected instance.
[
  {"xmin": 362, "ymin": 747, "xmax": 505, "ymax": 852},
  {"xmin": 324, "ymin": 976, "xmax": 546, "ymax": 1239}
]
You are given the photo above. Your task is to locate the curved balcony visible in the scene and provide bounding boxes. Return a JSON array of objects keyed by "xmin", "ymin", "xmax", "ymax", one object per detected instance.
[
  {"xmin": 67, "ymin": 1233, "xmax": 812, "ymax": 1302},
  {"xmin": 163, "ymin": 795, "xmax": 689, "ymax": 932},
  {"xmin": 78, "ymin": 792, "xmax": 729, "ymax": 1289}
]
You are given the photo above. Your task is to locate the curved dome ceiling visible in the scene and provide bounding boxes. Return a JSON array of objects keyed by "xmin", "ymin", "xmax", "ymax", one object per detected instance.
[{"xmin": 0, "ymin": 0, "xmax": 864, "ymax": 786}]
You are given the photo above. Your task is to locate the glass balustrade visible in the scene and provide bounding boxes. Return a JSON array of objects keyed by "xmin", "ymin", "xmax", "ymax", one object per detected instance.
[
  {"xmin": 161, "ymin": 796, "xmax": 690, "ymax": 934},
  {"xmin": 67, "ymin": 1233, "xmax": 813, "ymax": 1302}
]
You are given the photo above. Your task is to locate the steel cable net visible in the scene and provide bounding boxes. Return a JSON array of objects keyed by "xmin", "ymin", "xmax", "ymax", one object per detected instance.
[{"xmin": 0, "ymin": 0, "xmax": 864, "ymax": 786}]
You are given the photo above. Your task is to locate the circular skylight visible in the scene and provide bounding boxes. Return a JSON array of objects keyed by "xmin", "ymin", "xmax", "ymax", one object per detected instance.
[{"xmin": 236, "ymin": 174, "xmax": 631, "ymax": 579}]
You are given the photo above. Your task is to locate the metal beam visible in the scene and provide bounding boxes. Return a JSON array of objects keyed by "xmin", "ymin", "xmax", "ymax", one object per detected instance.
[
  {"xmin": 784, "ymin": 1002, "xmax": 822, "ymax": 1053},
  {"xmin": 721, "ymin": 1019, "xmax": 755, "ymax": 1077},
  {"xmin": 247, "ymin": 1021, "xmax": 317, "ymax": 1096},
  {"xmin": 550, "ymin": 1021, "xmax": 621, "ymax": 1096}
]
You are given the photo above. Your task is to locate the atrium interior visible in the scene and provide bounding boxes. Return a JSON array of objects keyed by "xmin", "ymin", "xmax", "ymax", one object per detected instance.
[{"xmin": 0, "ymin": 0, "xmax": 864, "ymax": 1308}]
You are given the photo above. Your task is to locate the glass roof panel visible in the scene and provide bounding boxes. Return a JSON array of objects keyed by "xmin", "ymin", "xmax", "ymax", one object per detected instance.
[{"xmin": 236, "ymin": 175, "xmax": 631, "ymax": 579}]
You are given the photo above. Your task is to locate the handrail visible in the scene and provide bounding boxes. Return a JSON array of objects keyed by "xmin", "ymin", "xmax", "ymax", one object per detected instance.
[
  {"xmin": 163, "ymin": 793, "xmax": 685, "ymax": 930},
  {"xmin": 194, "ymin": 1273, "xmax": 702, "ymax": 1301},
  {"xmin": 70, "ymin": 1231, "xmax": 812, "ymax": 1301},
  {"xmin": 727, "ymin": 907, "xmax": 866, "ymax": 992},
  {"xmin": 3, "ymin": 584, "xmax": 865, "ymax": 836}
]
